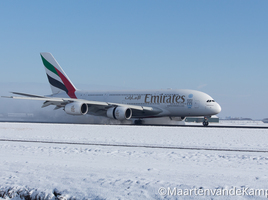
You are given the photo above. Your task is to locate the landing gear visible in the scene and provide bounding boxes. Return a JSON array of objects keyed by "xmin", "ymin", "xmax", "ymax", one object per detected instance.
[
  {"xmin": 203, "ymin": 117, "xmax": 209, "ymax": 127},
  {"xmin": 134, "ymin": 120, "xmax": 143, "ymax": 125}
]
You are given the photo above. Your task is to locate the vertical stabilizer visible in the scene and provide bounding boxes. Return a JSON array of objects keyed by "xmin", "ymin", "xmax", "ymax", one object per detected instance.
[{"xmin": 40, "ymin": 52, "xmax": 77, "ymax": 98}]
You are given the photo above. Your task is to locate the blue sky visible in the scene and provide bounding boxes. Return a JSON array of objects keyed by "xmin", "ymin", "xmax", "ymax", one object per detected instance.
[{"xmin": 0, "ymin": 1, "xmax": 268, "ymax": 119}]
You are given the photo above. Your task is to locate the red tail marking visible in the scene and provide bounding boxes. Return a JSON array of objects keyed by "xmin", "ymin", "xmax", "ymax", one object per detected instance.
[{"xmin": 55, "ymin": 68, "xmax": 77, "ymax": 99}]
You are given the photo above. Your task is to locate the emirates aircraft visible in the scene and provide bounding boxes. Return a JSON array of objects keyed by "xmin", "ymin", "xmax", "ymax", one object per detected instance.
[{"xmin": 3, "ymin": 53, "xmax": 221, "ymax": 126}]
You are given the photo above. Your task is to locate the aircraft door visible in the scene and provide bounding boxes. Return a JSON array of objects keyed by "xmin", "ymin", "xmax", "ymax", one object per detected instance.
[{"xmin": 194, "ymin": 100, "xmax": 199, "ymax": 108}]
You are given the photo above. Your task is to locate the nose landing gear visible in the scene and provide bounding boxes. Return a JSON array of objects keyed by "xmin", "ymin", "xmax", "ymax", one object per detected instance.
[{"xmin": 203, "ymin": 117, "xmax": 209, "ymax": 126}]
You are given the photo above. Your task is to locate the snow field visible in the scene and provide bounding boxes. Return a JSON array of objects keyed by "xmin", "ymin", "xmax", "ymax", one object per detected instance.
[{"xmin": 0, "ymin": 123, "xmax": 268, "ymax": 199}]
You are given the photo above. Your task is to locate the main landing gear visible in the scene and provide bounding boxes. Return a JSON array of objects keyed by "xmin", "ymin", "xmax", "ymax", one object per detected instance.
[
  {"xmin": 203, "ymin": 117, "xmax": 209, "ymax": 127},
  {"xmin": 134, "ymin": 120, "xmax": 143, "ymax": 125}
]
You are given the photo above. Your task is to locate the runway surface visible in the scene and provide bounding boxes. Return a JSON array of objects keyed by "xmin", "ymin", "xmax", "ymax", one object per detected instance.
[
  {"xmin": 1, "ymin": 120, "xmax": 268, "ymax": 129},
  {"xmin": 141, "ymin": 124, "xmax": 268, "ymax": 129},
  {"xmin": 1, "ymin": 138, "xmax": 268, "ymax": 153}
]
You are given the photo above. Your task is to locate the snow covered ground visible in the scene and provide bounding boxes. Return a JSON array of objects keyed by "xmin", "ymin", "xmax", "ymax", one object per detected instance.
[
  {"xmin": 1, "ymin": 122, "xmax": 268, "ymax": 199},
  {"xmin": 216, "ymin": 120, "xmax": 268, "ymax": 127}
]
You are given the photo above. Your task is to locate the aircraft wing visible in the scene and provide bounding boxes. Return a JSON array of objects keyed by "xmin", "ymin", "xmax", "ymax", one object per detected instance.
[{"xmin": 2, "ymin": 92, "xmax": 160, "ymax": 115}]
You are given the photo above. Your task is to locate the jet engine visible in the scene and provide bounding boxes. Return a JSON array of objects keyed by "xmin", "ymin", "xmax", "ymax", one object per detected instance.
[
  {"xmin": 107, "ymin": 106, "xmax": 132, "ymax": 120},
  {"xmin": 65, "ymin": 102, "xmax": 88, "ymax": 115}
]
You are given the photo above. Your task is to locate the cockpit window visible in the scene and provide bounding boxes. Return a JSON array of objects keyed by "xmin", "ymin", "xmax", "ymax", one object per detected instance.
[{"xmin": 206, "ymin": 100, "xmax": 215, "ymax": 102}]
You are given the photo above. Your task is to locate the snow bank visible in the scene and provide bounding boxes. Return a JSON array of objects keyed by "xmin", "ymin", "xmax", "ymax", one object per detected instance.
[
  {"xmin": 0, "ymin": 186, "xmax": 55, "ymax": 200},
  {"xmin": 0, "ymin": 186, "xmax": 98, "ymax": 200}
]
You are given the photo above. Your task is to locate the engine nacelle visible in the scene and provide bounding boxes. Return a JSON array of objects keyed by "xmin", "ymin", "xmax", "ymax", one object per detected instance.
[
  {"xmin": 65, "ymin": 102, "xmax": 88, "ymax": 115},
  {"xmin": 107, "ymin": 107, "xmax": 132, "ymax": 120}
]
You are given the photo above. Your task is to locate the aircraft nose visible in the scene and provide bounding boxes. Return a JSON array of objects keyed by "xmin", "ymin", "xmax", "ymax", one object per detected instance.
[{"xmin": 214, "ymin": 103, "xmax": 221, "ymax": 114}]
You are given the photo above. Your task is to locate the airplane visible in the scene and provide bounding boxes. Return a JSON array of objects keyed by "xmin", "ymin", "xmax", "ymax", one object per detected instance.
[{"xmin": 2, "ymin": 52, "xmax": 221, "ymax": 126}]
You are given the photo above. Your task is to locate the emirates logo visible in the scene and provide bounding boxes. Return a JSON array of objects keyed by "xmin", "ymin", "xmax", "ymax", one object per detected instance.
[{"xmin": 71, "ymin": 105, "xmax": 75, "ymax": 112}]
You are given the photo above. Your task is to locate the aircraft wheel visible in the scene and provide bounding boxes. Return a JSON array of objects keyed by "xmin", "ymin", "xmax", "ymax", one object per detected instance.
[
  {"xmin": 203, "ymin": 121, "xmax": 209, "ymax": 126},
  {"xmin": 134, "ymin": 120, "xmax": 143, "ymax": 125}
]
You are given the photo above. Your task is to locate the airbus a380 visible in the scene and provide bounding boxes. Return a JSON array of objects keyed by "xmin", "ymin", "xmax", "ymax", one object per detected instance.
[{"xmin": 3, "ymin": 53, "xmax": 221, "ymax": 126}]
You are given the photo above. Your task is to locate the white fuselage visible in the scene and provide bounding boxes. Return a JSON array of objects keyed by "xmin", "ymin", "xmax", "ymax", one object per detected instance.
[{"xmin": 53, "ymin": 88, "xmax": 221, "ymax": 118}]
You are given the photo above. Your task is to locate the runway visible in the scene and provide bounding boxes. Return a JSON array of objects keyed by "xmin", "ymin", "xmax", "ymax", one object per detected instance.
[
  {"xmin": 1, "ymin": 138, "xmax": 267, "ymax": 153},
  {"xmin": 140, "ymin": 124, "xmax": 268, "ymax": 129},
  {"xmin": 1, "ymin": 120, "xmax": 268, "ymax": 129}
]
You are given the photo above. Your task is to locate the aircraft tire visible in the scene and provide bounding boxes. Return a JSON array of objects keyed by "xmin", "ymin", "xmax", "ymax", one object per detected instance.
[
  {"xmin": 134, "ymin": 120, "xmax": 143, "ymax": 125},
  {"xmin": 203, "ymin": 121, "xmax": 209, "ymax": 126}
]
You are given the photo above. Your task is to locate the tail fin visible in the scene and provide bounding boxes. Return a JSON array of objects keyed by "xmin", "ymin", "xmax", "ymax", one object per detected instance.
[{"xmin": 40, "ymin": 52, "xmax": 77, "ymax": 99}]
